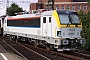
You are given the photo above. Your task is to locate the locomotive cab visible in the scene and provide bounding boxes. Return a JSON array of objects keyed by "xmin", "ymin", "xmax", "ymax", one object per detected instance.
[
  {"xmin": 55, "ymin": 10, "xmax": 86, "ymax": 51},
  {"xmin": 40, "ymin": 10, "xmax": 86, "ymax": 51}
]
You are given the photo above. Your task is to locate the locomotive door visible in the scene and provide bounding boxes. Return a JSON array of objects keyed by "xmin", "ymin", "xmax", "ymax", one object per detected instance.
[
  {"xmin": 47, "ymin": 17, "xmax": 52, "ymax": 37},
  {"xmin": 42, "ymin": 17, "xmax": 47, "ymax": 37},
  {"xmin": 42, "ymin": 16, "xmax": 52, "ymax": 37}
]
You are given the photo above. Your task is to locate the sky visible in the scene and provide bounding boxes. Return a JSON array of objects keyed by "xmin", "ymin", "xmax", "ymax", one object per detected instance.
[
  {"xmin": 9, "ymin": 0, "xmax": 38, "ymax": 11},
  {"xmin": 0, "ymin": 0, "xmax": 38, "ymax": 13},
  {"xmin": 0, "ymin": 0, "xmax": 38, "ymax": 15}
]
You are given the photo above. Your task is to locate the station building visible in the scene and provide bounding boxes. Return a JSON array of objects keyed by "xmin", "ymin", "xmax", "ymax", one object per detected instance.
[{"xmin": 30, "ymin": 0, "xmax": 89, "ymax": 12}]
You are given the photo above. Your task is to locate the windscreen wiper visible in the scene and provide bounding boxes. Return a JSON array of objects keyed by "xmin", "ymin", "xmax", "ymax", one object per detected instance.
[
  {"xmin": 68, "ymin": 14, "xmax": 72, "ymax": 24},
  {"xmin": 69, "ymin": 15, "xmax": 78, "ymax": 27},
  {"xmin": 66, "ymin": 14, "xmax": 71, "ymax": 27}
]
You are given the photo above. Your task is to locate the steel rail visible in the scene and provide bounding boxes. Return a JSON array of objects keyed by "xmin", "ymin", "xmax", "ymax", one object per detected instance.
[
  {"xmin": 0, "ymin": 37, "xmax": 51, "ymax": 60},
  {"xmin": 1, "ymin": 39, "xmax": 28, "ymax": 60}
]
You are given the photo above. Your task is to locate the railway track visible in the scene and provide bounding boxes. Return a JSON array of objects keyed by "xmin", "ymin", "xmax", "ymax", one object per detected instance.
[
  {"xmin": 0, "ymin": 37, "xmax": 71, "ymax": 60},
  {"xmin": 18, "ymin": 40, "xmax": 90, "ymax": 60},
  {"xmin": 18, "ymin": 42, "xmax": 72, "ymax": 60},
  {"xmin": 64, "ymin": 50, "xmax": 90, "ymax": 60},
  {"xmin": 0, "ymin": 36, "xmax": 90, "ymax": 60},
  {"xmin": 0, "ymin": 37, "xmax": 50, "ymax": 60}
]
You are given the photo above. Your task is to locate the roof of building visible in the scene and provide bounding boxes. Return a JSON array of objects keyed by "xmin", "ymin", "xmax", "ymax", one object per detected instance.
[{"xmin": 73, "ymin": 0, "xmax": 86, "ymax": 2}]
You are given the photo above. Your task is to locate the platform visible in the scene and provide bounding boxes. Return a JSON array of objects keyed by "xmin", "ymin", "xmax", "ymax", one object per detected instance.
[{"xmin": 0, "ymin": 44, "xmax": 25, "ymax": 60}]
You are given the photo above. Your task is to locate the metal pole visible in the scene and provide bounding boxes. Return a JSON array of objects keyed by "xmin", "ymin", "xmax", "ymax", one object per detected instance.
[
  {"xmin": 6, "ymin": 0, "xmax": 9, "ymax": 16},
  {"xmin": 48, "ymin": 0, "xmax": 54, "ymax": 10}
]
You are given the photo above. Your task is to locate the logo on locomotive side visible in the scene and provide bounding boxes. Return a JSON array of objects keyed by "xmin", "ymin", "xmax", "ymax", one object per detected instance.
[
  {"xmin": 68, "ymin": 28, "xmax": 75, "ymax": 32},
  {"xmin": 37, "ymin": 29, "xmax": 41, "ymax": 35}
]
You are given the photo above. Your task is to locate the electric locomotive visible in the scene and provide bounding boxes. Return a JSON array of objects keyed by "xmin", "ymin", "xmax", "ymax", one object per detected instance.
[{"xmin": 3, "ymin": 10, "xmax": 86, "ymax": 51}]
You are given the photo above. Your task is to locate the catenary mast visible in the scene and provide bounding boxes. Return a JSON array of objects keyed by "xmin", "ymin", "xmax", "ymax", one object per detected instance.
[{"xmin": 48, "ymin": 0, "xmax": 54, "ymax": 10}]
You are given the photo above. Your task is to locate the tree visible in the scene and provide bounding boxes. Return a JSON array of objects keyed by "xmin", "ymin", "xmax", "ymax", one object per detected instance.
[
  {"xmin": 79, "ymin": 10, "xmax": 90, "ymax": 51},
  {"xmin": 6, "ymin": 3, "xmax": 23, "ymax": 16},
  {"xmin": 86, "ymin": 0, "xmax": 90, "ymax": 10}
]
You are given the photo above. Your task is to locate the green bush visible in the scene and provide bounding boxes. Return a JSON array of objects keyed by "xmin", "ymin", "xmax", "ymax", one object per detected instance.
[{"xmin": 79, "ymin": 10, "xmax": 90, "ymax": 51}]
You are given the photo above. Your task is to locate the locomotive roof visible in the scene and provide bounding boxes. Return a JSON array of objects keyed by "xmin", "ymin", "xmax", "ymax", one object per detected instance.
[
  {"xmin": 41, "ymin": 10, "xmax": 54, "ymax": 16},
  {"xmin": 41, "ymin": 10, "xmax": 77, "ymax": 16},
  {"xmin": 7, "ymin": 14, "xmax": 40, "ymax": 19},
  {"xmin": 7, "ymin": 10, "xmax": 77, "ymax": 19},
  {"xmin": 56, "ymin": 10, "xmax": 77, "ymax": 14}
]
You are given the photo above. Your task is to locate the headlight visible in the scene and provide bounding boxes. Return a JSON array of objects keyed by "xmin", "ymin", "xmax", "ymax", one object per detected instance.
[
  {"xmin": 80, "ymin": 40, "xmax": 86, "ymax": 44},
  {"xmin": 61, "ymin": 40, "xmax": 69, "ymax": 45}
]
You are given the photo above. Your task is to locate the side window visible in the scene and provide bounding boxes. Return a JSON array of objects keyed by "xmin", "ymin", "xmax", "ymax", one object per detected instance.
[
  {"xmin": 49, "ymin": 17, "xmax": 51, "ymax": 23},
  {"xmin": 43, "ymin": 17, "xmax": 46, "ymax": 23},
  {"xmin": 57, "ymin": 31, "xmax": 61, "ymax": 37}
]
